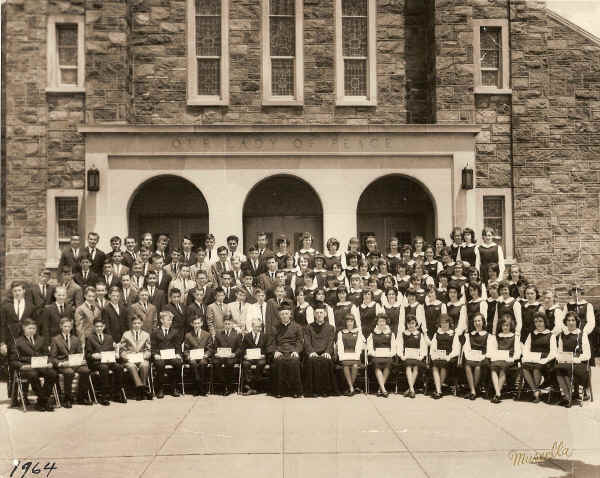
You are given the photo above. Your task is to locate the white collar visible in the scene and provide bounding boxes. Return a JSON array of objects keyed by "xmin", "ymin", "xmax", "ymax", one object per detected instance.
[
  {"xmin": 479, "ymin": 242, "xmax": 496, "ymax": 248},
  {"xmin": 470, "ymin": 330, "xmax": 487, "ymax": 336},
  {"xmin": 343, "ymin": 327, "xmax": 360, "ymax": 334},
  {"xmin": 436, "ymin": 328, "xmax": 454, "ymax": 335},
  {"xmin": 361, "ymin": 302, "xmax": 375, "ymax": 309},
  {"xmin": 403, "ymin": 330, "xmax": 420, "ymax": 336},
  {"xmin": 425, "ymin": 297, "xmax": 441, "ymax": 306},
  {"xmin": 568, "ymin": 299, "xmax": 588, "ymax": 305},
  {"xmin": 546, "ymin": 304, "xmax": 560, "ymax": 311},
  {"xmin": 533, "ymin": 329, "xmax": 550, "ymax": 335},
  {"xmin": 498, "ymin": 332, "xmax": 515, "ymax": 338},
  {"xmin": 374, "ymin": 325, "xmax": 391, "ymax": 334},
  {"xmin": 501, "ymin": 297, "xmax": 515, "ymax": 304},
  {"xmin": 564, "ymin": 328, "xmax": 581, "ymax": 335},
  {"xmin": 469, "ymin": 298, "xmax": 482, "ymax": 303},
  {"xmin": 525, "ymin": 302, "xmax": 540, "ymax": 307}
]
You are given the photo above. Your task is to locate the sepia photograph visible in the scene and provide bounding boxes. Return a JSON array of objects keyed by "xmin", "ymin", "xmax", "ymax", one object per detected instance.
[{"xmin": 0, "ymin": 0, "xmax": 599, "ymax": 476}]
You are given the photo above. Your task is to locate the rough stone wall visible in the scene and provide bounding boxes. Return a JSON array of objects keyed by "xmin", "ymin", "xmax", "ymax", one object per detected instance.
[
  {"xmin": 1, "ymin": 2, "xmax": 6, "ymax": 299},
  {"xmin": 131, "ymin": 0, "xmax": 410, "ymax": 124},
  {"xmin": 510, "ymin": 1, "xmax": 600, "ymax": 302}
]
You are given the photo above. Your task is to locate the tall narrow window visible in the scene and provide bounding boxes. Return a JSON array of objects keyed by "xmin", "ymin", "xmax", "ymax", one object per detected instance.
[
  {"xmin": 47, "ymin": 16, "xmax": 85, "ymax": 92},
  {"xmin": 473, "ymin": 19, "xmax": 510, "ymax": 94},
  {"xmin": 56, "ymin": 197, "xmax": 79, "ymax": 247},
  {"xmin": 335, "ymin": 0, "xmax": 376, "ymax": 105},
  {"xmin": 483, "ymin": 196, "xmax": 505, "ymax": 248},
  {"xmin": 262, "ymin": 0, "xmax": 303, "ymax": 105},
  {"xmin": 187, "ymin": 0, "xmax": 229, "ymax": 105}
]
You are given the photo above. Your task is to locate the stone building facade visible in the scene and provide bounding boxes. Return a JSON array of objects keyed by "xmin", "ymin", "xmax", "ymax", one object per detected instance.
[{"xmin": 1, "ymin": 0, "xmax": 600, "ymax": 304}]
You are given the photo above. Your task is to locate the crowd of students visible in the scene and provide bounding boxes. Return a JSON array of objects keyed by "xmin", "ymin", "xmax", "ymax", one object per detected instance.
[{"xmin": 0, "ymin": 227, "xmax": 596, "ymax": 411}]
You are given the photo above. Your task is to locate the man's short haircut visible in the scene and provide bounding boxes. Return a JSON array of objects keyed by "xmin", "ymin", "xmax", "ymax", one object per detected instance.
[
  {"xmin": 227, "ymin": 235, "xmax": 239, "ymax": 243},
  {"xmin": 169, "ymin": 288, "xmax": 181, "ymax": 296},
  {"xmin": 22, "ymin": 318, "xmax": 37, "ymax": 328},
  {"xmin": 217, "ymin": 246, "xmax": 228, "ymax": 255},
  {"xmin": 84, "ymin": 286, "xmax": 96, "ymax": 296},
  {"xmin": 59, "ymin": 317, "xmax": 73, "ymax": 326}
]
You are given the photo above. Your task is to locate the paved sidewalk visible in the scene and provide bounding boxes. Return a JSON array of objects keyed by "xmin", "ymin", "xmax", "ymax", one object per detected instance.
[{"xmin": 0, "ymin": 383, "xmax": 599, "ymax": 478}]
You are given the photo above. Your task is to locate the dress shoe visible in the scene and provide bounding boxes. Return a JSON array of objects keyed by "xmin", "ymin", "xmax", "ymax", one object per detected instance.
[
  {"xmin": 344, "ymin": 390, "xmax": 353, "ymax": 397},
  {"xmin": 77, "ymin": 397, "xmax": 93, "ymax": 406},
  {"xmin": 35, "ymin": 402, "xmax": 47, "ymax": 412},
  {"xmin": 382, "ymin": 391, "xmax": 390, "ymax": 398},
  {"xmin": 172, "ymin": 389, "xmax": 181, "ymax": 397},
  {"xmin": 403, "ymin": 390, "xmax": 410, "ymax": 398},
  {"xmin": 156, "ymin": 390, "xmax": 164, "ymax": 399},
  {"xmin": 99, "ymin": 398, "xmax": 110, "ymax": 406},
  {"xmin": 409, "ymin": 391, "xmax": 416, "ymax": 399},
  {"xmin": 45, "ymin": 402, "xmax": 55, "ymax": 412},
  {"xmin": 64, "ymin": 400, "xmax": 73, "ymax": 409},
  {"xmin": 146, "ymin": 391, "xmax": 154, "ymax": 400},
  {"xmin": 223, "ymin": 388, "xmax": 231, "ymax": 396},
  {"xmin": 275, "ymin": 394, "xmax": 283, "ymax": 399},
  {"xmin": 293, "ymin": 393, "xmax": 300, "ymax": 398}
]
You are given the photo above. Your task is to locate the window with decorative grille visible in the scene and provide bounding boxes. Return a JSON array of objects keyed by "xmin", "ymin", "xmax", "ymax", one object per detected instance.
[
  {"xmin": 473, "ymin": 19, "xmax": 510, "ymax": 93},
  {"xmin": 483, "ymin": 196, "xmax": 505, "ymax": 248},
  {"xmin": 57, "ymin": 197, "xmax": 79, "ymax": 246},
  {"xmin": 47, "ymin": 16, "xmax": 84, "ymax": 91},
  {"xmin": 56, "ymin": 24, "xmax": 78, "ymax": 86},
  {"xmin": 479, "ymin": 26, "xmax": 501, "ymax": 88}
]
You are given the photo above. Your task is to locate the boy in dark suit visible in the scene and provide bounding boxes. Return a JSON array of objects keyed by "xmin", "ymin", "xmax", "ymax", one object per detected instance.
[
  {"xmin": 213, "ymin": 316, "xmax": 242, "ymax": 395},
  {"xmin": 1, "ymin": 281, "xmax": 35, "ymax": 354},
  {"xmin": 10, "ymin": 319, "xmax": 58, "ymax": 411},
  {"xmin": 151, "ymin": 254, "xmax": 171, "ymax": 291},
  {"xmin": 84, "ymin": 232, "xmax": 106, "ymax": 275},
  {"xmin": 220, "ymin": 271, "xmax": 237, "ymax": 304},
  {"xmin": 258, "ymin": 256, "xmax": 279, "ymax": 296},
  {"xmin": 146, "ymin": 271, "xmax": 167, "ymax": 311},
  {"xmin": 27, "ymin": 269, "xmax": 55, "ymax": 321},
  {"xmin": 101, "ymin": 261, "xmax": 122, "ymax": 291},
  {"xmin": 151, "ymin": 311, "xmax": 183, "ymax": 398},
  {"xmin": 40, "ymin": 286, "xmax": 74, "ymax": 342},
  {"xmin": 58, "ymin": 234, "xmax": 83, "ymax": 274},
  {"xmin": 102, "ymin": 286, "xmax": 129, "ymax": 343},
  {"xmin": 185, "ymin": 288, "xmax": 208, "ymax": 333},
  {"xmin": 241, "ymin": 317, "xmax": 269, "ymax": 395},
  {"xmin": 183, "ymin": 316, "xmax": 213, "ymax": 395},
  {"xmin": 181, "ymin": 236, "xmax": 197, "ymax": 267},
  {"xmin": 240, "ymin": 273, "xmax": 257, "ymax": 304},
  {"xmin": 242, "ymin": 246, "xmax": 261, "ymax": 285},
  {"xmin": 122, "ymin": 236, "xmax": 139, "ymax": 269},
  {"xmin": 50, "ymin": 317, "xmax": 91, "ymax": 407},
  {"xmin": 119, "ymin": 273, "xmax": 138, "ymax": 306},
  {"xmin": 73, "ymin": 256, "xmax": 98, "ymax": 289},
  {"xmin": 185, "ymin": 270, "xmax": 215, "ymax": 306},
  {"xmin": 85, "ymin": 317, "xmax": 125, "ymax": 405},
  {"xmin": 162, "ymin": 288, "xmax": 187, "ymax": 338}
]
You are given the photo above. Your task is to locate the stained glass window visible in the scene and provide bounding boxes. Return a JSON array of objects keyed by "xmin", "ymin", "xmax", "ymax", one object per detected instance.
[
  {"xmin": 269, "ymin": 0, "xmax": 295, "ymax": 96},
  {"xmin": 57, "ymin": 197, "xmax": 78, "ymax": 244},
  {"xmin": 196, "ymin": 0, "xmax": 222, "ymax": 96},
  {"xmin": 480, "ymin": 26, "xmax": 501, "ymax": 88},
  {"xmin": 56, "ymin": 23, "xmax": 78, "ymax": 85},
  {"xmin": 342, "ymin": 0, "xmax": 368, "ymax": 97},
  {"xmin": 483, "ymin": 196, "xmax": 505, "ymax": 248}
]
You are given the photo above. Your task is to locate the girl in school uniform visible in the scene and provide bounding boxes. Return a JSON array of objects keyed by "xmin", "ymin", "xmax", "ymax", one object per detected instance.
[
  {"xmin": 516, "ymin": 279, "xmax": 529, "ymax": 307},
  {"xmin": 344, "ymin": 253, "xmax": 361, "ymax": 284},
  {"xmin": 412, "ymin": 236, "xmax": 426, "ymax": 260},
  {"xmin": 401, "ymin": 245, "xmax": 416, "ymax": 273},
  {"xmin": 486, "ymin": 263, "xmax": 500, "ymax": 289},
  {"xmin": 313, "ymin": 255, "xmax": 329, "ymax": 288},
  {"xmin": 522, "ymin": 312, "xmax": 557, "ymax": 403},
  {"xmin": 487, "ymin": 314, "xmax": 521, "ymax": 403},
  {"xmin": 324, "ymin": 237, "xmax": 343, "ymax": 271},
  {"xmin": 463, "ymin": 313, "xmax": 492, "ymax": 400},
  {"xmin": 540, "ymin": 289, "xmax": 564, "ymax": 336},
  {"xmin": 440, "ymin": 247, "xmax": 456, "ymax": 275},
  {"xmin": 282, "ymin": 255, "xmax": 297, "ymax": 289},
  {"xmin": 332, "ymin": 262, "xmax": 350, "ymax": 291},
  {"xmin": 423, "ymin": 245, "xmax": 443, "ymax": 281},
  {"xmin": 295, "ymin": 255, "xmax": 312, "ymax": 287},
  {"xmin": 358, "ymin": 263, "xmax": 371, "ymax": 290},
  {"xmin": 381, "ymin": 275, "xmax": 398, "ymax": 299},
  {"xmin": 430, "ymin": 313, "xmax": 461, "ymax": 399},
  {"xmin": 563, "ymin": 285, "xmax": 596, "ymax": 340},
  {"xmin": 462, "ymin": 282, "xmax": 488, "ymax": 336},
  {"xmin": 333, "ymin": 286, "xmax": 361, "ymax": 333},
  {"xmin": 367, "ymin": 277, "xmax": 385, "ymax": 305},
  {"xmin": 275, "ymin": 235, "xmax": 292, "ymax": 271},
  {"xmin": 375, "ymin": 260, "xmax": 393, "ymax": 290},
  {"xmin": 386, "ymin": 237, "xmax": 403, "ymax": 276},
  {"xmin": 383, "ymin": 288, "xmax": 404, "ymax": 335},
  {"xmin": 359, "ymin": 290, "xmax": 385, "ymax": 340},
  {"xmin": 521, "ymin": 284, "xmax": 543, "ymax": 344},
  {"xmin": 343, "ymin": 237, "xmax": 365, "ymax": 270},
  {"xmin": 555, "ymin": 311, "xmax": 591, "ymax": 407},
  {"xmin": 413, "ymin": 263, "xmax": 435, "ymax": 296},
  {"xmin": 367, "ymin": 314, "xmax": 397, "ymax": 397},
  {"xmin": 446, "ymin": 282, "xmax": 467, "ymax": 333},
  {"xmin": 324, "ymin": 275, "xmax": 340, "ymax": 307},
  {"xmin": 486, "ymin": 282, "xmax": 500, "ymax": 334},
  {"xmin": 449, "ymin": 226, "xmax": 463, "ymax": 262},
  {"xmin": 294, "ymin": 289, "xmax": 313, "ymax": 328},
  {"xmin": 394, "ymin": 263, "xmax": 412, "ymax": 297},
  {"xmin": 337, "ymin": 314, "xmax": 366, "ymax": 396},
  {"xmin": 398, "ymin": 315, "xmax": 428, "ymax": 398},
  {"xmin": 449, "ymin": 260, "xmax": 468, "ymax": 294},
  {"xmin": 433, "ymin": 238, "xmax": 447, "ymax": 262},
  {"xmin": 404, "ymin": 287, "xmax": 426, "ymax": 334},
  {"xmin": 294, "ymin": 232, "xmax": 319, "ymax": 268},
  {"xmin": 424, "ymin": 286, "xmax": 447, "ymax": 341},
  {"xmin": 477, "ymin": 227, "xmax": 505, "ymax": 286},
  {"xmin": 507, "ymin": 264, "xmax": 524, "ymax": 299},
  {"xmin": 493, "ymin": 281, "xmax": 523, "ymax": 336},
  {"xmin": 465, "ymin": 267, "xmax": 487, "ymax": 301},
  {"xmin": 311, "ymin": 288, "xmax": 336, "ymax": 327},
  {"xmin": 457, "ymin": 227, "xmax": 479, "ymax": 270}
]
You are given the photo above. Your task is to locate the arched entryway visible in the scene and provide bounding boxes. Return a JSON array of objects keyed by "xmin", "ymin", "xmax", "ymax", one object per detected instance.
[
  {"xmin": 128, "ymin": 175, "xmax": 209, "ymax": 251},
  {"xmin": 357, "ymin": 175, "xmax": 436, "ymax": 249},
  {"xmin": 243, "ymin": 175, "xmax": 323, "ymax": 252}
]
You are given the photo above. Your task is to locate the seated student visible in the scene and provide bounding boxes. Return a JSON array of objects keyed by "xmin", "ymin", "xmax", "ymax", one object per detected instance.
[
  {"xmin": 540, "ymin": 289, "xmax": 564, "ymax": 336},
  {"xmin": 85, "ymin": 317, "xmax": 125, "ymax": 405},
  {"xmin": 398, "ymin": 315, "xmax": 428, "ymax": 398},
  {"xmin": 183, "ymin": 316, "xmax": 213, "ymax": 396},
  {"xmin": 241, "ymin": 318, "xmax": 269, "ymax": 395},
  {"xmin": 555, "ymin": 311, "xmax": 591, "ymax": 407},
  {"xmin": 102, "ymin": 286, "xmax": 129, "ymax": 343},
  {"xmin": 430, "ymin": 314, "xmax": 461, "ymax": 399},
  {"xmin": 337, "ymin": 313, "xmax": 365, "ymax": 396},
  {"xmin": 50, "ymin": 317, "xmax": 91, "ymax": 407},
  {"xmin": 268, "ymin": 302, "xmax": 304, "ymax": 398},
  {"xmin": 151, "ymin": 311, "xmax": 183, "ymax": 398},
  {"xmin": 303, "ymin": 302, "xmax": 338, "ymax": 398},
  {"xmin": 462, "ymin": 313, "xmax": 492, "ymax": 400},
  {"xmin": 130, "ymin": 288, "xmax": 158, "ymax": 334},
  {"xmin": 367, "ymin": 314, "xmax": 396, "ymax": 397},
  {"xmin": 119, "ymin": 316, "xmax": 152, "ymax": 401},
  {"xmin": 487, "ymin": 313, "xmax": 521, "ymax": 404},
  {"xmin": 212, "ymin": 316, "xmax": 242, "ymax": 396},
  {"xmin": 522, "ymin": 312, "xmax": 557, "ymax": 404},
  {"xmin": 10, "ymin": 319, "xmax": 58, "ymax": 412}
]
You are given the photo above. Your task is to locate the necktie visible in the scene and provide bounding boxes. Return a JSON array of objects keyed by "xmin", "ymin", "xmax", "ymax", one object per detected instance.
[
  {"xmin": 16, "ymin": 301, "xmax": 21, "ymax": 319},
  {"xmin": 173, "ymin": 263, "xmax": 177, "ymax": 274},
  {"xmin": 64, "ymin": 334, "xmax": 70, "ymax": 351},
  {"xmin": 260, "ymin": 304, "xmax": 264, "ymax": 319},
  {"xmin": 218, "ymin": 303, "xmax": 223, "ymax": 312},
  {"xmin": 106, "ymin": 275, "xmax": 110, "ymax": 284},
  {"xmin": 124, "ymin": 289, "xmax": 128, "ymax": 301},
  {"xmin": 99, "ymin": 334, "xmax": 103, "ymax": 344},
  {"xmin": 84, "ymin": 271, "xmax": 88, "ymax": 280},
  {"xmin": 41, "ymin": 284, "xmax": 46, "ymax": 297},
  {"xmin": 177, "ymin": 304, "xmax": 182, "ymax": 314},
  {"xmin": 90, "ymin": 248, "xmax": 95, "ymax": 260},
  {"xmin": 135, "ymin": 331, "xmax": 139, "ymax": 342},
  {"xmin": 91, "ymin": 304, "xmax": 95, "ymax": 313},
  {"xmin": 254, "ymin": 333, "xmax": 259, "ymax": 345},
  {"xmin": 143, "ymin": 302, "xmax": 147, "ymax": 313},
  {"xmin": 29, "ymin": 336, "xmax": 34, "ymax": 346},
  {"xmin": 164, "ymin": 328, "xmax": 169, "ymax": 336},
  {"xmin": 58, "ymin": 304, "xmax": 63, "ymax": 315},
  {"xmin": 239, "ymin": 302, "xmax": 242, "ymax": 313}
]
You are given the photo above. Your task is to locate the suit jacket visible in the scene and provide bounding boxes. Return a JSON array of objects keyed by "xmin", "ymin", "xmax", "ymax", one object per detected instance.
[
  {"xmin": 155, "ymin": 270, "xmax": 171, "ymax": 292},
  {"xmin": 265, "ymin": 300, "xmax": 283, "ymax": 337},
  {"xmin": 74, "ymin": 302, "xmax": 102, "ymax": 342},
  {"xmin": 83, "ymin": 247, "xmax": 106, "ymax": 275},
  {"xmin": 120, "ymin": 287, "xmax": 139, "ymax": 306},
  {"xmin": 122, "ymin": 250, "xmax": 138, "ymax": 269},
  {"xmin": 147, "ymin": 287, "xmax": 167, "ymax": 311},
  {"xmin": 241, "ymin": 330, "xmax": 269, "ymax": 356},
  {"xmin": 73, "ymin": 270, "xmax": 99, "ymax": 289},
  {"xmin": 119, "ymin": 329, "xmax": 151, "ymax": 358},
  {"xmin": 258, "ymin": 248, "xmax": 274, "ymax": 274},
  {"xmin": 150, "ymin": 327, "xmax": 182, "ymax": 355},
  {"xmin": 229, "ymin": 301, "xmax": 250, "ymax": 332},
  {"xmin": 241, "ymin": 260, "xmax": 261, "ymax": 284},
  {"xmin": 9, "ymin": 335, "xmax": 51, "ymax": 368},
  {"xmin": 164, "ymin": 262, "xmax": 184, "ymax": 279},
  {"xmin": 99, "ymin": 274, "xmax": 122, "ymax": 290},
  {"xmin": 130, "ymin": 301, "xmax": 158, "ymax": 334},
  {"xmin": 41, "ymin": 302, "xmax": 75, "ymax": 341},
  {"xmin": 27, "ymin": 283, "xmax": 56, "ymax": 319},
  {"xmin": 240, "ymin": 286, "xmax": 257, "ymax": 304},
  {"xmin": 221, "ymin": 286, "xmax": 237, "ymax": 305},
  {"xmin": 50, "ymin": 333, "xmax": 84, "ymax": 363},
  {"xmin": 0, "ymin": 300, "xmax": 36, "ymax": 345},
  {"xmin": 161, "ymin": 303, "xmax": 187, "ymax": 335},
  {"xmin": 207, "ymin": 302, "xmax": 230, "ymax": 335},
  {"xmin": 182, "ymin": 251, "xmax": 197, "ymax": 267},
  {"xmin": 230, "ymin": 268, "xmax": 244, "ymax": 288},
  {"xmin": 130, "ymin": 274, "xmax": 146, "ymax": 290},
  {"xmin": 102, "ymin": 302, "xmax": 129, "ymax": 343},
  {"xmin": 185, "ymin": 286, "xmax": 215, "ymax": 306},
  {"xmin": 183, "ymin": 329, "xmax": 214, "ymax": 358},
  {"xmin": 58, "ymin": 247, "xmax": 84, "ymax": 273},
  {"xmin": 258, "ymin": 273, "xmax": 278, "ymax": 295},
  {"xmin": 85, "ymin": 332, "xmax": 116, "ymax": 364},
  {"xmin": 112, "ymin": 264, "xmax": 130, "ymax": 279},
  {"xmin": 62, "ymin": 281, "xmax": 84, "ymax": 308},
  {"xmin": 213, "ymin": 329, "xmax": 242, "ymax": 357},
  {"xmin": 211, "ymin": 261, "xmax": 232, "ymax": 287}
]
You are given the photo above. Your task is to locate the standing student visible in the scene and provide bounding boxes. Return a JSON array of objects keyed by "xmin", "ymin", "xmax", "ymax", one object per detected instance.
[
  {"xmin": 58, "ymin": 266, "xmax": 84, "ymax": 308},
  {"xmin": 294, "ymin": 233, "xmax": 319, "ymax": 268},
  {"xmin": 162, "ymin": 288, "xmax": 187, "ymax": 338},
  {"xmin": 183, "ymin": 316, "xmax": 213, "ymax": 396},
  {"xmin": 145, "ymin": 271, "xmax": 167, "ymax": 311},
  {"xmin": 485, "ymin": 282, "xmax": 500, "ymax": 334},
  {"xmin": 367, "ymin": 314, "xmax": 396, "ymax": 397},
  {"xmin": 151, "ymin": 311, "xmax": 183, "ymax": 398},
  {"xmin": 337, "ymin": 314, "xmax": 365, "ymax": 396},
  {"xmin": 449, "ymin": 227, "xmax": 463, "ymax": 262},
  {"xmin": 521, "ymin": 312, "xmax": 557, "ymax": 403},
  {"xmin": 445, "ymin": 282, "xmax": 466, "ymax": 333},
  {"xmin": 73, "ymin": 257, "xmax": 98, "ymax": 289},
  {"xmin": 293, "ymin": 288, "xmax": 313, "ymax": 328},
  {"xmin": 303, "ymin": 303, "xmax": 338, "ymax": 397},
  {"xmin": 50, "ymin": 317, "xmax": 92, "ymax": 407},
  {"xmin": 206, "ymin": 288, "xmax": 229, "ymax": 335},
  {"xmin": 102, "ymin": 286, "xmax": 128, "ymax": 343},
  {"xmin": 423, "ymin": 286, "xmax": 447, "ymax": 341},
  {"xmin": 119, "ymin": 316, "xmax": 152, "ymax": 400},
  {"xmin": 324, "ymin": 237, "xmax": 343, "ymax": 271},
  {"xmin": 563, "ymin": 286, "xmax": 596, "ymax": 358},
  {"xmin": 487, "ymin": 314, "xmax": 521, "ymax": 404},
  {"xmin": 85, "ymin": 317, "xmax": 125, "ymax": 405},
  {"xmin": 477, "ymin": 227, "xmax": 505, "ymax": 286},
  {"xmin": 28, "ymin": 269, "xmax": 56, "ymax": 321},
  {"xmin": 181, "ymin": 236, "xmax": 197, "ymax": 267},
  {"xmin": 521, "ymin": 285, "xmax": 543, "ymax": 344},
  {"xmin": 403, "ymin": 288, "xmax": 426, "ymax": 334},
  {"xmin": 386, "ymin": 237, "xmax": 402, "ymax": 276},
  {"xmin": 168, "ymin": 265, "xmax": 196, "ymax": 304},
  {"xmin": 85, "ymin": 232, "xmax": 106, "ymax": 275},
  {"xmin": 122, "ymin": 236, "xmax": 139, "ymax": 269},
  {"xmin": 240, "ymin": 318, "xmax": 268, "ymax": 395},
  {"xmin": 311, "ymin": 289, "xmax": 335, "ymax": 327},
  {"xmin": 343, "ymin": 237, "xmax": 365, "ymax": 270},
  {"xmin": 213, "ymin": 316, "xmax": 242, "ymax": 396},
  {"xmin": 383, "ymin": 288, "xmax": 404, "ymax": 335},
  {"xmin": 493, "ymin": 281, "xmax": 523, "ymax": 336},
  {"xmin": 1, "ymin": 281, "xmax": 35, "ymax": 350},
  {"xmin": 58, "ymin": 234, "xmax": 84, "ymax": 273},
  {"xmin": 10, "ymin": 319, "xmax": 58, "ymax": 412},
  {"xmin": 423, "ymin": 245, "xmax": 443, "ymax": 280},
  {"xmin": 457, "ymin": 228, "xmax": 479, "ymax": 270},
  {"xmin": 398, "ymin": 315, "xmax": 428, "ymax": 398},
  {"xmin": 462, "ymin": 313, "xmax": 492, "ymax": 400},
  {"xmin": 507, "ymin": 264, "xmax": 524, "ymax": 299},
  {"xmin": 462, "ymin": 282, "xmax": 488, "ymax": 336},
  {"xmin": 40, "ymin": 286, "xmax": 74, "ymax": 342},
  {"xmin": 433, "ymin": 238, "xmax": 447, "ymax": 263},
  {"xmin": 226, "ymin": 234, "xmax": 246, "ymax": 264},
  {"xmin": 229, "ymin": 288, "xmax": 250, "ymax": 333},
  {"xmin": 274, "ymin": 235, "xmax": 292, "ymax": 271},
  {"xmin": 130, "ymin": 288, "xmax": 158, "ymax": 334},
  {"xmin": 541, "ymin": 289, "xmax": 564, "ymax": 336},
  {"xmin": 333, "ymin": 286, "xmax": 361, "ymax": 333},
  {"xmin": 74, "ymin": 287, "xmax": 102, "ymax": 344},
  {"xmin": 430, "ymin": 314, "xmax": 460, "ymax": 399},
  {"xmin": 359, "ymin": 290, "xmax": 385, "ymax": 340}
]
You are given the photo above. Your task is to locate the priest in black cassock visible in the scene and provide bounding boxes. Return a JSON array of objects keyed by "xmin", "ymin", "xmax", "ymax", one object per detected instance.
[
  {"xmin": 303, "ymin": 302, "xmax": 339, "ymax": 397},
  {"xmin": 268, "ymin": 302, "xmax": 304, "ymax": 398}
]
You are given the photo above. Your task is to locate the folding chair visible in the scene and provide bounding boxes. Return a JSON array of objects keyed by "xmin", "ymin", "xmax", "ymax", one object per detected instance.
[
  {"xmin": 150, "ymin": 362, "xmax": 183, "ymax": 396},
  {"xmin": 180, "ymin": 361, "xmax": 213, "ymax": 395},
  {"xmin": 120, "ymin": 364, "xmax": 153, "ymax": 399},
  {"xmin": 88, "ymin": 369, "xmax": 127, "ymax": 404},
  {"xmin": 11, "ymin": 367, "xmax": 61, "ymax": 412},
  {"xmin": 211, "ymin": 360, "xmax": 241, "ymax": 395}
]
